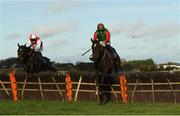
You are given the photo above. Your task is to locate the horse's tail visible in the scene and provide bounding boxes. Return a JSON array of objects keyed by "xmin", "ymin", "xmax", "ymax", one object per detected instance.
[
  {"xmin": 42, "ymin": 57, "xmax": 58, "ymax": 72},
  {"xmin": 43, "ymin": 57, "xmax": 50, "ymax": 63},
  {"xmin": 49, "ymin": 62, "xmax": 58, "ymax": 72}
]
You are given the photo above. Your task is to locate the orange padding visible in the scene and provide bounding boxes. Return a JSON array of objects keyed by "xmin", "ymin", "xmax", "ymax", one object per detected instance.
[
  {"xmin": 65, "ymin": 73, "xmax": 72, "ymax": 101},
  {"xmin": 120, "ymin": 74, "xmax": 128, "ymax": 103},
  {"xmin": 9, "ymin": 70, "xmax": 17, "ymax": 101}
]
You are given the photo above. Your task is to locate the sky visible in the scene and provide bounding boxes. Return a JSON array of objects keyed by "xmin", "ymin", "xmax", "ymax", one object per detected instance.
[{"xmin": 0, "ymin": 0, "xmax": 180, "ymax": 64}]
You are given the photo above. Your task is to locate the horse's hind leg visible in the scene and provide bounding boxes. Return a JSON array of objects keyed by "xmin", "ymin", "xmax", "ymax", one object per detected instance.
[
  {"xmin": 95, "ymin": 73, "xmax": 103, "ymax": 105},
  {"xmin": 103, "ymin": 75, "xmax": 113, "ymax": 104},
  {"xmin": 98, "ymin": 81, "xmax": 104, "ymax": 105},
  {"xmin": 98, "ymin": 82, "xmax": 104, "ymax": 105},
  {"xmin": 98, "ymin": 92, "xmax": 104, "ymax": 105},
  {"xmin": 103, "ymin": 86, "xmax": 111, "ymax": 104}
]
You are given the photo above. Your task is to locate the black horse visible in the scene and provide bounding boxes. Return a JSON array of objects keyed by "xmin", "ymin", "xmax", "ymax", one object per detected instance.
[
  {"xmin": 90, "ymin": 39, "xmax": 121, "ymax": 104},
  {"xmin": 17, "ymin": 43, "xmax": 57, "ymax": 74}
]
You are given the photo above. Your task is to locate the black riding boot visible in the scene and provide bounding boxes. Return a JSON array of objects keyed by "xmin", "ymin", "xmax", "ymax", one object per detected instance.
[
  {"xmin": 106, "ymin": 45, "xmax": 117, "ymax": 60},
  {"xmin": 106, "ymin": 45, "xmax": 119, "ymax": 72},
  {"xmin": 37, "ymin": 52, "xmax": 47, "ymax": 64},
  {"xmin": 89, "ymin": 54, "xmax": 94, "ymax": 61},
  {"xmin": 34, "ymin": 51, "xmax": 46, "ymax": 68}
]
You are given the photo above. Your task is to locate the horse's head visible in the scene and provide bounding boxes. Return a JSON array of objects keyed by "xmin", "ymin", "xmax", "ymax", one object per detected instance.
[
  {"xmin": 91, "ymin": 39, "xmax": 105, "ymax": 62},
  {"xmin": 17, "ymin": 43, "xmax": 30, "ymax": 61}
]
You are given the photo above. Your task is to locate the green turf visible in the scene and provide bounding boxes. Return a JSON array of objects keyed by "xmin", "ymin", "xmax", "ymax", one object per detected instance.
[{"xmin": 0, "ymin": 100, "xmax": 180, "ymax": 115}]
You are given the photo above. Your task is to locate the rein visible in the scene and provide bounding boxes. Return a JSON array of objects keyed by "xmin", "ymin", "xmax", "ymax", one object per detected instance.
[
  {"xmin": 101, "ymin": 47, "xmax": 111, "ymax": 61},
  {"xmin": 102, "ymin": 48, "xmax": 107, "ymax": 61}
]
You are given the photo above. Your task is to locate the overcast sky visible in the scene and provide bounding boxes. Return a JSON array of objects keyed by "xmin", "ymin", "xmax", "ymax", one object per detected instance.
[{"xmin": 0, "ymin": 0, "xmax": 180, "ymax": 64}]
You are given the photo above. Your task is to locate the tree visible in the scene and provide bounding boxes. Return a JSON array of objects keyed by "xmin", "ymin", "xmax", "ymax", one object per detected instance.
[
  {"xmin": 127, "ymin": 58, "xmax": 157, "ymax": 71},
  {"xmin": 0, "ymin": 57, "xmax": 21, "ymax": 69}
]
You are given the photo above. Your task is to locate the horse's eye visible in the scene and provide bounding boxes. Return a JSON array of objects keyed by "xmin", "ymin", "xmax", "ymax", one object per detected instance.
[{"xmin": 93, "ymin": 44, "xmax": 97, "ymax": 47}]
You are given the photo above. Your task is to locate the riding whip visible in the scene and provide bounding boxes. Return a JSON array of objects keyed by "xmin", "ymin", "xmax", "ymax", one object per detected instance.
[{"xmin": 81, "ymin": 48, "xmax": 91, "ymax": 56}]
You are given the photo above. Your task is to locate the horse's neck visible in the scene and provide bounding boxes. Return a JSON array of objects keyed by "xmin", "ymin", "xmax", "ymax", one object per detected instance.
[
  {"xmin": 100, "ymin": 49, "xmax": 110, "ymax": 61},
  {"xmin": 22, "ymin": 56, "xmax": 30, "ymax": 66},
  {"xmin": 96, "ymin": 49, "xmax": 110, "ymax": 67},
  {"xmin": 22, "ymin": 49, "xmax": 33, "ymax": 63}
]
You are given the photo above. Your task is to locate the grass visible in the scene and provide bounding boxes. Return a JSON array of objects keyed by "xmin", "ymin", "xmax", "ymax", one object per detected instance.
[{"xmin": 0, "ymin": 100, "xmax": 180, "ymax": 115}]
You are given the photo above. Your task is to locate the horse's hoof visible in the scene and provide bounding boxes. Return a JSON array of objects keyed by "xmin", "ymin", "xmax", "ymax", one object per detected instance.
[
  {"xmin": 99, "ymin": 92, "xmax": 104, "ymax": 95},
  {"xmin": 102, "ymin": 101, "xmax": 108, "ymax": 105}
]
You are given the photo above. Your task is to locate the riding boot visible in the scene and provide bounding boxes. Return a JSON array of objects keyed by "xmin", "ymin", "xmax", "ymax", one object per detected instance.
[
  {"xmin": 89, "ymin": 54, "xmax": 94, "ymax": 61},
  {"xmin": 105, "ymin": 45, "xmax": 116, "ymax": 60},
  {"xmin": 111, "ymin": 47, "xmax": 118, "ymax": 60},
  {"xmin": 106, "ymin": 45, "xmax": 119, "ymax": 72}
]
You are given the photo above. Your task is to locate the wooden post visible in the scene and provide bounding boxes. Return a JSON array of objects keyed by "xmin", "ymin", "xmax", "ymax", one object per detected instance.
[
  {"xmin": 38, "ymin": 76, "xmax": 43, "ymax": 100},
  {"xmin": 151, "ymin": 77, "xmax": 155, "ymax": 102},
  {"xmin": 0, "ymin": 80, "xmax": 10, "ymax": 96},
  {"xmin": 51, "ymin": 76, "xmax": 64, "ymax": 101},
  {"xmin": 111, "ymin": 86, "xmax": 118, "ymax": 102},
  {"xmin": 131, "ymin": 78, "xmax": 139, "ymax": 104},
  {"xmin": 74, "ymin": 76, "xmax": 82, "ymax": 101},
  {"xmin": 166, "ymin": 78, "xmax": 176, "ymax": 104},
  {"xmin": 21, "ymin": 76, "xmax": 27, "ymax": 99}
]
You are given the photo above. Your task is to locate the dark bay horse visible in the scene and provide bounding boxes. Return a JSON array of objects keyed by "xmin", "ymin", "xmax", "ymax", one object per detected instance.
[
  {"xmin": 90, "ymin": 39, "xmax": 121, "ymax": 104},
  {"xmin": 17, "ymin": 43, "xmax": 57, "ymax": 74}
]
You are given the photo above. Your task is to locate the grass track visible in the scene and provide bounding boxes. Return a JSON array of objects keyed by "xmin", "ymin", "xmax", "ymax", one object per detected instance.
[{"xmin": 0, "ymin": 100, "xmax": 180, "ymax": 115}]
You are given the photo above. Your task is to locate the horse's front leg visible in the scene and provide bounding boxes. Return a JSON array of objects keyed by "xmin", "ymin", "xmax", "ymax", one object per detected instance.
[
  {"xmin": 95, "ymin": 71, "xmax": 100, "ymax": 104},
  {"xmin": 100, "ymin": 66, "xmax": 109, "ymax": 104},
  {"xmin": 95, "ymin": 71, "xmax": 104, "ymax": 105},
  {"xmin": 98, "ymin": 73, "xmax": 105, "ymax": 105},
  {"xmin": 95, "ymin": 71, "xmax": 99, "ymax": 96},
  {"xmin": 99, "ymin": 74, "xmax": 105, "ymax": 94},
  {"xmin": 99, "ymin": 66, "xmax": 108, "ymax": 94}
]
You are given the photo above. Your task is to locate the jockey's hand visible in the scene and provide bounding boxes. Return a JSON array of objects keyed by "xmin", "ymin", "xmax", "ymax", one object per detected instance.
[{"xmin": 100, "ymin": 41, "xmax": 105, "ymax": 47}]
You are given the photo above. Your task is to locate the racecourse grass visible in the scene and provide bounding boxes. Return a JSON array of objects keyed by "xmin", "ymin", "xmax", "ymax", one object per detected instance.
[{"xmin": 0, "ymin": 100, "xmax": 180, "ymax": 115}]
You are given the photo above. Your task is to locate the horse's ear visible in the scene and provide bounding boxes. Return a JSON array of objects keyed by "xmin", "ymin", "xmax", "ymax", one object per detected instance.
[
  {"xmin": 24, "ymin": 43, "xmax": 26, "ymax": 47},
  {"xmin": 17, "ymin": 43, "xmax": 20, "ymax": 47}
]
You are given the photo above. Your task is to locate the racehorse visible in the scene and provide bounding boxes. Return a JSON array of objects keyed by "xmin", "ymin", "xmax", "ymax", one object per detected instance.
[
  {"xmin": 17, "ymin": 43, "xmax": 57, "ymax": 74},
  {"xmin": 90, "ymin": 39, "xmax": 121, "ymax": 104}
]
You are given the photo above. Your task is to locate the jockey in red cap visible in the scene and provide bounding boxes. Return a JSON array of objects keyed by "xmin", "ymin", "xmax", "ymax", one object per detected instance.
[
  {"xmin": 29, "ymin": 34, "xmax": 47, "ymax": 64},
  {"xmin": 93, "ymin": 23, "xmax": 111, "ymax": 47},
  {"xmin": 29, "ymin": 34, "xmax": 43, "ymax": 52}
]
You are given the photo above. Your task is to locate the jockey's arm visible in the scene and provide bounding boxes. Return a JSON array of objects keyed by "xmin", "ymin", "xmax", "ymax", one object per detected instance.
[
  {"xmin": 93, "ymin": 32, "xmax": 98, "ymax": 41},
  {"xmin": 105, "ymin": 30, "xmax": 111, "ymax": 44},
  {"xmin": 30, "ymin": 43, "xmax": 36, "ymax": 50},
  {"xmin": 34, "ymin": 39, "xmax": 42, "ymax": 52}
]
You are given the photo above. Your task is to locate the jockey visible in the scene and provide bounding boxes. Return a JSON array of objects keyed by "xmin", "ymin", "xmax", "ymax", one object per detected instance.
[
  {"xmin": 29, "ymin": 34, "xmax": 43, "ymax": 52},
  {"xmin": 92, "ymin": 23, "xmax": 118, "ymax": 59},
  {"xmin": 29, "ymin": 34, "xmax": 46, "ymax": 63},
  {"xmin": 93, "ymin": 23, "xmax": 110, "ymax": 47}
]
